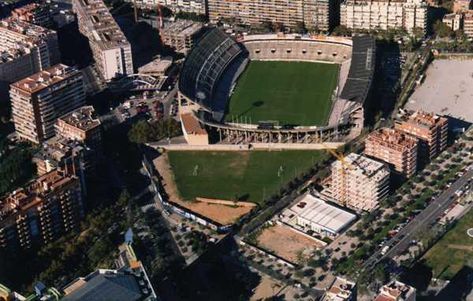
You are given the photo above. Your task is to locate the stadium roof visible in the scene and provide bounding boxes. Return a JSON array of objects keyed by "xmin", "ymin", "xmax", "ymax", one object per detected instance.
[
  {"xmin": 286, "ymin": 194, "xmax": 356, "ymax": 234},
  {"xmin": 61, "ymin": 270, "xmax": 143, "ymax": 301},
  {"xmin": 339, "ymin": 35, "xmax": 376, "ymax": 103},
  {"xmin": 179, "ymin": 28, "xmax": 243, "ymax": 111}
]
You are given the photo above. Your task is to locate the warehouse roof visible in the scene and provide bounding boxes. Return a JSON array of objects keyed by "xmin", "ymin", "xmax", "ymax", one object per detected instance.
[
  {"xmin": 285, "ymin": 194, "xmax": 356, "ymax": 234},
  {"xmin": 62, "ymin": 270, "xmax": 143, "ymax": 301}
]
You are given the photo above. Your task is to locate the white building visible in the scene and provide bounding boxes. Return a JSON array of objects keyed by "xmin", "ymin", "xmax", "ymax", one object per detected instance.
[
  {"xmin": 331, "ymin": 153, "xmax": 390, "ymax": 212},
  {"xmin": 375, "ymin": 280, "xmax": 416, "ymax": 301},
  {"xmin": 322, "ymin": 277, "xmax": 356, "ymax": 301},
  {"xmin": 10, "ymin": 64, "xmax": 86, "ymax": 144},
  {"xmin": 341, "ymin": 0, "xmax": 428, "ymax": 34},
  {"xmin": 0, "ymin": 18, "xmax": 60, "ymax": 84},
  {"xmin": 281, "ymin": 194, "xmax": 356, "ymax": 238},
  {"xmin": 208, "ymin": 0, "xmax": 339, "ymax": 31},
  {"xmin": 160, "ymin": 20, "xmax": 203, "ymax": 54},
  {"xmin": 73, "ymin": 0, "xmax": 133, "ymax": 81},
  {"xmin": 128, "ymin": 0, "xmax": 206, "ymax": 15},
  {"xmin": 443, "ymin": 13, "xmax": 462, "ymax": 31}
]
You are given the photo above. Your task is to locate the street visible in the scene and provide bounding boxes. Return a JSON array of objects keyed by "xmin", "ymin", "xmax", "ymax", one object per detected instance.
[{"xmin": 363, "ymin": 165, "xmax": 473, "ymax": 271}]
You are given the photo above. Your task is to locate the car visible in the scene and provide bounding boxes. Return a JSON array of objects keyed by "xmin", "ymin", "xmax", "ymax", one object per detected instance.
[{"xmin": 381, "ymin": 246, "xmax": 390, "ymax": 255}]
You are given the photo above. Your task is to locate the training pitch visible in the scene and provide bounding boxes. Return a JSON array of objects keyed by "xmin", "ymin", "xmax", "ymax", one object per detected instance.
[
  {"xmin": 167, "ymin": 150, "xmax": 326, "ymax": 205},
  {"xmin": 225, "ymin": 61, "xmax": 339, "ymax": 126}
]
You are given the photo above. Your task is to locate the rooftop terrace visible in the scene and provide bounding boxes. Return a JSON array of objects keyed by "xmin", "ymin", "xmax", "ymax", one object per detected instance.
[
  {"xmin": 0, "ymin": 170, "xmax": 77, "ymax": 222},
  {"xmin": 367, "ymin": 128, "xmax": 418, "ymax": 151},
  {"xmin": 58, "ymin": 106, "xmax": 101, "ymax": 132},
  {"xmin": 11, "ymin": 64, "xmax": 80, "ymax": 94},
  {"xmin": 74, "ymin": 0, "xmax": 130, "ymax": 50}
]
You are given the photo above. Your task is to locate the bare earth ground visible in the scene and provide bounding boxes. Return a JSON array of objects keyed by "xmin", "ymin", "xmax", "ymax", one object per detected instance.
[
  {"xmin": 406, "ymin": 59, "xmax": 473, "ymax": 122},
  {"xmin": 257, "ymin": 224, "xmax": 324, "ymax": 263},
  {"xmin": 447, "ymin": 244, "xmax": 473, "ymax": 251},
  {"xmin": 153, "ymin": 154, "xmax": 255, "ymax": 225},
  {"xmin": 250, "ymin": 275, "xmax": 284, "ymax": 301},
  {"xmin": 154, "ymin": 154, "xmax": 182, "ymax": 202}
]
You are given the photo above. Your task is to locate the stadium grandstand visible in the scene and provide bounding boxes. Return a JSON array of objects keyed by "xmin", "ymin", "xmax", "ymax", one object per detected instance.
[
  {"xmin": 179, "ymin": 29, "xmax": 245, "ymax": 120},
  {"xmin": 328, "ymin": 35, "xmax": 375, "ymax": 128},
  {"xmin": 177, "ymin": 29, "xmax": 376, "ymax": 145},
  {"xmin": 242, "ymin": 34, "xmax": 352, "ymax": 63}
]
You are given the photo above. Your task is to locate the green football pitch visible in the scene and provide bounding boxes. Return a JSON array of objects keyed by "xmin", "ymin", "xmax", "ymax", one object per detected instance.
[
  {"xmin": 167, "ymin": 150, "xmax": 327, "ymax": 205},
  {"xmin": 225, "ymin": 60, "xmax": 339, "ymax": 126}
]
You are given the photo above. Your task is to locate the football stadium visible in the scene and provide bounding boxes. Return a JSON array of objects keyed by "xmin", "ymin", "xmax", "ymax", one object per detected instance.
[{"xmin": 178, "ymin": 29, "xmax": 376, "ymax": 145}]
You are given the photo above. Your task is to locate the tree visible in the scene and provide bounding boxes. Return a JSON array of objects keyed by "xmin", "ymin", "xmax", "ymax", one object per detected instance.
[
  {"xmin": 128, "ymin": 120, "xmax": 153, "ymax": 144},
  {"xmin": 0, "ymin": 139, "xmax": 35, "ymax": 195},
  {"xmin": 128, "ymin": 119, "xmax": 182, "ymax": 144},
  {"xmin": 272, "ymin": 22, "xmax": 284, "ymax": 33},
  {"xmin": 295, "ymin": 21, "xmax": 307, "ymax": 34},
  {"xmin": 412, "ymin": 27, "xmax": 425, "ymax": 40},
  {"xmin": 332, "ymin": 25, "xmax": 352, "ymax": 36},
  {"xmin": 177, "ymin": 12, "xmax": 207, "ymax": 22},
  {"xmin": 433, "ymin": 20, "xmax": 454, "ymax": 38}
]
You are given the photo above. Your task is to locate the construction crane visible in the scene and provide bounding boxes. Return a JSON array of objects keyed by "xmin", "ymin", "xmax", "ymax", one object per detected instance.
[
  {"xmin": 157, "ymin": 4, "xmax": 164, "ymax": 29},
  {"xmin": 133, "ymin": 0, "xmax": 138, "ymax": 23},
  {"xmin": 322, "ymin": 144, "xmax": 370, "ymax": 208},
  {"xmin": 321, "ymin": 144, "xmax": 354, "ymax": 208}
]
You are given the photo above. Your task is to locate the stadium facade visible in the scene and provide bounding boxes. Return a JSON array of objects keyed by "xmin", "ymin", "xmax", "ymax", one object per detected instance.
[{"xmin": 178, "ymin": 28, "xmax": 376, "ymax": 145}]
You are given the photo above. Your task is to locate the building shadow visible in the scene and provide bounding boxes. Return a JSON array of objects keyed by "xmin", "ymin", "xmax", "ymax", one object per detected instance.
[
  {"xmin": 57, "ymin": 21, "xmax": 93, "ymax": 68},
  {"xmin": 157, "ymin": 236, "xmax": 261, "ymax": 301},
  {"xmin": 365, "ymin": 41, "xmax": 401, "ymax": 127}
]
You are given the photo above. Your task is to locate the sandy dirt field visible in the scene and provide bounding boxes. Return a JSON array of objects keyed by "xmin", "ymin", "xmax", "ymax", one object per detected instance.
[
  {"xmin": 250, "ymin": 276, "xmax": 284, "ymax": 301},
  {"xmin": 257, "ymin": 224, "xmax": 323, "ymax": 263},
  {"xmin": 406, "ymin": 59, "xmax": 473, "ymax": 123},
  {"xmin": 154, "ymin": 154, "xmax": 182, "ymax": 202},
  {"xmin": 154, "ymin": 154, "xmax": 254, "ymax": 225},
  {"xmin": 175, "ymin": 200, "xmax": 254, "ymax": 225}
]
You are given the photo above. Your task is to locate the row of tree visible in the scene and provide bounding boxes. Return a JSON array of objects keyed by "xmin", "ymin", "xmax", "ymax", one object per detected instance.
[
  {"xmin": 0, "ymin": 136, "xmax": 35, "ymax": 195},
  {"xmin": 128, "ymin": 119, "xmax": 182, "ymax": 144}
]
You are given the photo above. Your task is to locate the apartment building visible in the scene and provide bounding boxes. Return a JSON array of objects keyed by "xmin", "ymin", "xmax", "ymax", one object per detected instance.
[
  {"xmin": 160, "ymin": 20, "xmax": 203, "ymax": 54},
  {"xmin": 321, "ymin": 277, "xmax": 356, "ymax": 301},
  {"xmin": 128, "ymin": 0, "xmax": 206, "ymax": 15},
  {"xmin": 453, "ymin": 0, "xmax": 472, "ymax": 12},
  {"xmin": 365, "ymin": 128, "xmax": 418, "ymax": 177},
  {"xmin": 0, "ymin": 282, "xmax": 61, "ymax": 301},
  {"xmin": 331, "ymin": 153, "xmax": 390, "ymax": 212},
  {"xmin": 340, "ymin": 0, "xmax": 428, "ymax": 33},
  {"xmin": 73, "ymin": 0, "xmax": 133, "ymax": 81},
  {"xmin": 10, "ymin": 64, "xmax": 86, "ymax": 144},
  {"xmin": 463, "ymin": 11, "xmax": 473, "ymax": 37},
  {"xmin": 208, "ymin": 0, "xmax": 338, "ymax": 31},
  {"xmin": 56, "ymin": 106, "xmax": 102, "ymax": 152},
  {"xmin": 0, "ymin": 169, "xmax": 84, "ymax": 249},
  {"xmin": 12, "ymin": 2, "xmax": 53, "ymax": 27},
  {"xmin": 441, "ymin": 11, "xmax": 473, "ymax": 35},
  {"xmin": 0, "ymin": 18, "xmax": 59, "ymax": 84},
  {"xmin": 443, "ymin": 13, "xmax": 463, "ymax": 31},
  {"xmin": 394, "ymin": 110, "xmax": 448, "ymax": 163},
  {"xmin": 374, "ymin": 280, "xmax": 416, "ymax": 301},
  {"xmin": 33, "ymin": 137, "xmax": 91, "ymax": 183}
]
